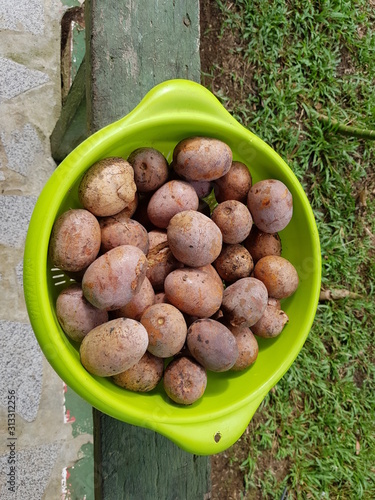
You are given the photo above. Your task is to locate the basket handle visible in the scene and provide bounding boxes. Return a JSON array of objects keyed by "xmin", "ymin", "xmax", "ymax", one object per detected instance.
[
  {"xmin": 114, "ymin": 79, "xmax": 242, "ymax": 130},
  {"xmin": 151, "ymin": 391, "xmax": 266, "ymax": 455}
]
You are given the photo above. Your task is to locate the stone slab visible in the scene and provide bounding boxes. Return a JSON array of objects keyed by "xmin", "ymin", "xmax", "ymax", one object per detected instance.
[
  {"xmin": 0, "ymin": 57, "xmax": 49, "ymax": 104},
  {"xmin": 0, "ymin": 320, "xmax": 43, "ymax": 422},
  {"xmin": 0, "ymin": 195, "xmax": 36, "ymax": 248},
  {"xmin": 0, "ymin": 442, "xmax": 61, "ymax": 499},
  {"xmin": 1, "ymin": 124, "xmax": 44, "ymax": 177},
  {"xmin": 0, "ymin": 0, "xmax": 44, "ymax": 35}
]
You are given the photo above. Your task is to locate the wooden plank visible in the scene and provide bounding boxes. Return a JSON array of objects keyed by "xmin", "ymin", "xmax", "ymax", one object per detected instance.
[
  {"xmin": 61, "ymin": 4, "xmax": 85, "ymax": 102},
  {"xmin": 85, "ymin": 0, "xmax": 200, "ymax": 133},
  {"xmin": 50, "ymin": 58, "xmax": 87, "ymax": 163},
  {"xmin": 84, "ymin": 1, "xmax": 211, "ymax": 498},
  {"xmin": 94, "ymin": 412, "xmax": 211, "ymax": 500}
]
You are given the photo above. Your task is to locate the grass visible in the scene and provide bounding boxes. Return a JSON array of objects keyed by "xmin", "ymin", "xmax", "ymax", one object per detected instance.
[{"xmin": 203, "ymin": 1, "xmax": 375, "ymax": 498}]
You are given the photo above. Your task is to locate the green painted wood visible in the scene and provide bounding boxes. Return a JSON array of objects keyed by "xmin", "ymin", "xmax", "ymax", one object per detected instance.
[
  {"xmin": 85, "ymin": 0, "xmax": 201, "ymax": 134},
  {"xmin": 94, "ymin": 412, "xmax": 211, "ymax": 500},
  {"xmin": 71, "ymin": 20, "xmax": 86, "ymax": 84},
  {"xmin": 85, "ymin": 1, "xmax": 210, "ymax": 498},
  {"xmin": 61, "ymin": 5, "xmax": 85, "ymax": 102},
  {"xmin": 50, "ymin": 58, "xmax": 87, "ymax": 163}
]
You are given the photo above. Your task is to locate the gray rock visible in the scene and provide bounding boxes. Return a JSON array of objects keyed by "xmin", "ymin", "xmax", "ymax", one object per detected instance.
[
  {"xmin": 1, "ymin": 124, "xmax": 44, "ymax": 177},
  {"xmin": 0, "ymin": 195, "xmax": 37, "ymax": 248},
  {"xmin": 0, "ymin": 320, "xmax": 43, "ymax": 422},
  {"xmin": 0, "ymin": 0, "xmax": 44, "ymax": 35},
  {"xmin": 0, "ymin": 57, "xmax": 49, "ymax": 103},
  {"xmin": 0, "ymin": 442, "xmax": 61, "ymax": 499}
]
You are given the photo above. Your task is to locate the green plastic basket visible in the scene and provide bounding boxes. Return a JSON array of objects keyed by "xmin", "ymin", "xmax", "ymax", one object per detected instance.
[{"xmin": 23, "ymin": 79, "xmax": 321, "ymax": 455}]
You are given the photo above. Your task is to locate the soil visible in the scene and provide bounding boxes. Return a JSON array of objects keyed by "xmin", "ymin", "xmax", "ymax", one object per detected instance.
[
  {"xmin": 208, "ymin": 409, "xmax": 291, "ymax": 500},
  {"xmin": 200, "ymin": 1, "xmax": 253, "ymax": 109}
]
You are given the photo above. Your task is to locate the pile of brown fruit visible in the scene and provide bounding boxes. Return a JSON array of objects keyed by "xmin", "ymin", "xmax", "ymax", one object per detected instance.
[{"xmin": 50, "ymin": 136, "xmax": 299, "ymax": 405}]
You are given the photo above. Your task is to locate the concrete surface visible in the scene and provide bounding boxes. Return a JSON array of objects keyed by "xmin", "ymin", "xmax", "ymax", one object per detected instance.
[{"xmin": 0, "ymin": 0, "xmax": 93, "ymax": 499}]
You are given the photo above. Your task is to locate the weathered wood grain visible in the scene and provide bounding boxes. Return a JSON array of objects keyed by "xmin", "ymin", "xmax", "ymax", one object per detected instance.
[
  {"xmin": 50, "ymin": 58, "xmax": 87, "ymax": 163},
  {"xmin": 85, "ymin": 0, "xmax": 201, "ymax": 134},
  {"xmin": 94, "ymin": 412, "xmax": 211, "ymax": 500}
]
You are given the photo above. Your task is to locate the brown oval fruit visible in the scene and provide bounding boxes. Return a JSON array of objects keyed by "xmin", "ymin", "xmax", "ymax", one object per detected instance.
[
  {"xmin": 147, "ymin": 180, "xmax": 199, "ymax": 228},
  {"xmin": 56, "ymin": 284, "xmax": 108, "ymax": 342},
  {"xmin": 49, "ymin": 209, "xmax": 101, "ymax": 272},
  {"xmin": 163, "ymin": 356, "xmax": 207, "ymax": 405},
  {"xmin": 146, "ymin": 229, "xmax": 183, "ymax": 291},
  {"xmin": 228, "ymin": 324, "xmax": 259, "ymax": 371},
  {"xmin": 173, "ymin": 136, "xmax": 232, "ymax": 181},
  {"xmin": 221, "ymin": 277, "xmax": 268, "ymax": 327},
  {"xmin": 78, "ymin": 157, "xmax": 137, "ymax": 217},
  {"xmin": 127, "ymin": 147, "xmax": 169, "ymax": 193},
  {"xmin": 213, "ymin": 244, "xmax": 254, "ymax": 282},
  {"xmin": 213, "ymin": 161, "xmax": 252, "ymax": 203},
  {"xmin": 141, "ymin": 303, "xmax": 187, "ymax": 358},
  {"xmin": 268, "ymin": 297, "xmax": 281, "ymax": 309},
  {"xmin": 99, "ymin": 214, "xmax": 149, "ymax": 254},
  {"xmin": 211, "ymin": 200, "xmax": 253, "ymax": 244},
  {"xmin": 243, "ymin": 225, "xmax": 282, "ymax": 262},
  {"xmin": 112, "ymin": 277, "xmax": 155, "ymax": 321},
  {"xmin": 82, "ymin": 245, "xmax": 147, "ymax": 310},
  {"xmin": 117, "ymin": 193, "xmax": 139, "ymax": 219},
  {"xmin": 247, "ymin": 179, "xmax": 293, "ymax": 233},
  {"xmin": 251, "ymin": 304, "xmax": 289, "ymax": 338},
  {"xmin": 112, "ymin": 352, "xmax": 164, "ymax": 392},
  {"xmin": 167, "ymin": 210, "xmax": 222, "ymax": 267},
  {"xmin": 254, "ymin": 255, "xmax": 299, "ymax": 299},
  {"xmin": 164, "ymin": 265, "xmax": 223, "ymax": 318},
  {"xmin": 187, "ymin": 319, "xmax": 239, "ymax": 372},
  {"xmin": 80, "ymin": 318, "xmax": 149, "ymax": 377}
]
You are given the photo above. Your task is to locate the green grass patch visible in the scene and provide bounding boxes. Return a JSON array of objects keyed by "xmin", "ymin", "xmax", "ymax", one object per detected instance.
[{"xmin": 205, "ymin": 0, "xmax": 375, "ymax": 498}]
